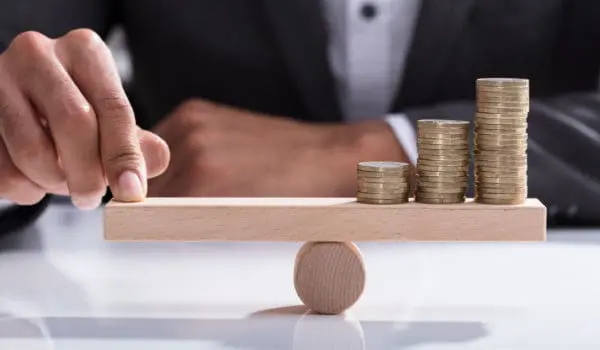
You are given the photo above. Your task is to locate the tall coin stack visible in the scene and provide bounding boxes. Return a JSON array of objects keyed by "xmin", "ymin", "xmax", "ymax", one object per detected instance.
[
  {"xmin": 474, "ymin": 78, "xmax": 529, "ymax": 204},
  {"xmin": 356, "ymin": 161, "xmax": 410, "ymax": 204},
  {"xmin": 415, "ymin": 120, "xmax": 470, "ymax": 204}
]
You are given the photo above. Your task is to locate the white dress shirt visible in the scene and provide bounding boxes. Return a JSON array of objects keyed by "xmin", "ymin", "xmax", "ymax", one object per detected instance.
[{"xmin": 322, "ymin": 0, "xmax": 421, "ymax": 164}]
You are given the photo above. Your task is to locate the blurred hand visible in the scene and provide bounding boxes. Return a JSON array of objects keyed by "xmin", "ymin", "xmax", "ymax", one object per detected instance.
[
  {"xmin": 0, "ymin": 29, "xmax": 170, "ymax": 209},
  {"xmin": 148, "ymin": 99, "xmax": 405, "ymax": 197}
]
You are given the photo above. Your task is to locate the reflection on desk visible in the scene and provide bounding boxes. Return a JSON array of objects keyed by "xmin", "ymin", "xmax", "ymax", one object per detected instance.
[{"xmin": 0, "ymin": 203, "xmax": 600, "ymax": 349}]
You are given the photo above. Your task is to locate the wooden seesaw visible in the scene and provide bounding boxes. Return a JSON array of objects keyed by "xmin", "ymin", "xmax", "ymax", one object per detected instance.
[{"xmin": 103, "ymin": 196, "xmax": 547, "ymax": 315}]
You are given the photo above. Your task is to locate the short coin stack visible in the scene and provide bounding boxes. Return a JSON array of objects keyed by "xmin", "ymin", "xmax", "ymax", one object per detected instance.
[
  {"xmin": 474, "ymin": 78, "xmax": 529, "ymax": 204},
  {"xmin": 356, "ymin": 162, "xmax": 410, "ymax": 204},
  {"xmin": 415, "ymin": 120, "xmax": 470, "ymax": 204}
]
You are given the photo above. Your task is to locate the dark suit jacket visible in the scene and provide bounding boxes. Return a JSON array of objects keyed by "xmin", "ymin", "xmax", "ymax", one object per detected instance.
[{"xmin": 2, "ymin": 0, "xmax": 600, "ymax": 226}]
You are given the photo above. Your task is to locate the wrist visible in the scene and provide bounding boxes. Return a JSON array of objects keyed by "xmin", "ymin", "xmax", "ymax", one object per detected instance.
[
  {"xmin": 350, "ymin": 119, "xmax": 410, "ymax": 163},
  {"xmin": 308, "ymin": 120, "xmax": 411, "ymax": 197}
]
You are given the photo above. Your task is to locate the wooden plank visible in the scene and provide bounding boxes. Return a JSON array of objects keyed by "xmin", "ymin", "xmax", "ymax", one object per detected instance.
[{"xmin": 103, "ymin": 197, "xmax": 547, "ymax": 242}]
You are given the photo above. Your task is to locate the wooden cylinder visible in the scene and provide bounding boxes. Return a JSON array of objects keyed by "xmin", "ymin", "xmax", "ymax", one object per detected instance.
[{"xmin": 293, "ymin": 241, "xmax": 366, "ymax": 314}]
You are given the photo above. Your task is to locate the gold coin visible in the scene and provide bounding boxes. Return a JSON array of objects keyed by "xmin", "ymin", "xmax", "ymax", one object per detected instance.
[
  {"xmin": 418, "ymin": 148, "xmax": 471, "ymax": 160},
  {"xmin": 477, "ymin": 94, "xmax": 529, "ymax": 103},
  {"xmin": 418, "ymin": 134, "xmax": 469, "ymax": 142},
  {"xmin": 476, "ymin": 181, "xmax": 528, "ymax": 189},
  {"xmin": 418, "ymin": 128, "xmax": 469, "ymax": 135},
  {"xmin": 415, "ymin": 197, "xmax": 465, "ymax": 204},
  {"xmin": 356, "ymin": 197, "xmax": 408, "ymax": 205},
  {"xmin": 357, "ymin": 161, "xmax": 410, "ymax": 173},
  {"xmin": 418, "ymin": 131, "xmax": 470, "ymax": 138},
  {"xmin": 474, "ymin": 147, "xmax": 527, "ymax": 155},
  {"xmin": 476, "ymin": 133, "xmax": 527, "ymax": 140},
  {"xmin": 477, "ymin": 88, "xmax": 529, "ymax": 95},
  {"xmin": 417, "ymin": 186, "xmax": 467, "ymax": 194},
  {"xmin": 475, "ymin": 163, "xmax": 527, "ymax": 170},
  {"xmin": 356, "ymin": 191, "xmax": 408, "ymax": 200},
  {"xmin": 418, "ymin": 170, "xmax": 469, "ymax": 177},
  {"xmin": 357, "ymin": 171, "xmax": 408, "ymax": 178},
  {"xmin": 475, "ymin": 119, "xmax": 528, "ymax": 127},
  {"xmin": 475, "ymin": 111, "xmax": 528, "ymax": 118},
  {"xmin": 476, "ymin": 187, "xmax": 527, "ymax": 196},
  {"xmin": 415, "ymin": 191, "xmax": 466, "ymax": 199},
  {"xmin": 418, "ymin": 140, "xmax": 470, "ymax": 147},
  {"xmin": 476, "ymin": 160, "xmax": 527, "ymax": 168},
  {"xmin": 417, "ymin": 181, "xmax": 469, "ymax": 192},
  {"xmin": 477, "ymin": 107, "xmax": 529, "ymax": 114},
  {"xmin": 417, "ymin": 119, "xmax": 470, "ymax": 128},
  {"xmin": 474, "ymin": 153, "xmax": 527, "ymax": 161},
  {"xmin": 417, "ymin": 158, "xmax": 470, "ymax": 167},
  {"xmin": 475, "ymin": 140, "xmax": 527, "ymax": 148},
  {"xmin": 476, "ymin": 77, "xmax": 529, "ymax": 86},
  {"xmin": 417, "ymin": 164, "xmax": 469, "ymax": 172},
  {"xmin": 476, "ymin": 186, "xmax": 528, "ymax": 194},
  {"xmin": 476, "ymin": 82, "xmax": 529, "ymax": 90},
  {"xmin": 475, "ymin": 129, "xmax": 527, "ymax": 137},
  {"xmin": 478, "ymin": 89, "xmax": 529, "ymax": 96},
  {"xmin": 357, "ymin": 178, "xmax": 409, "ymax": 185},
  {"xmin": 475, "ymin": 174, "xmax": 526, "ymax": 182},
  {"xmin": 476, "ymin": 84, "xmax": 529, "ymax": 92},
  {"xmin": 477, "ymin": 101, "xmax": 529, "ymax": 110},
  {"xmin": 359, "ymin": 182, "xmax": 409, "ymax": 191},
  {"xmin": 475, "ymin": 144, "xmax": 528, "ymax": 152},
  {"xmin": 474, "ymin": 197, "xmax": 526, "ymax": 205},
  {"xmin": 418, "ymin": 154, "xmax": 470, "ymax": 162},
  {"xmin": 475, "ymin": 112, "xmax": 528, "ymax": 120},
  {"xmin": 418, "ymin": 175, "xmax": 468, "ymax": 183},
  {"xmin": 476, "ymin": 171, "xmax": 527, "ymax": 179},
  {"xmin": 418, "ymin": 143, "xmax": 470, "ymax": 150},
  {"xmin": 475, "ymin": 192, "xmax": 528, "ymax": 200}
]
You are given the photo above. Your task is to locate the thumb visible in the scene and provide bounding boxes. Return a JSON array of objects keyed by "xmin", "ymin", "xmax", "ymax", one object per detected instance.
[{"xmin": 137, "ymin": 128, "xmax": 171, "ymax": 179}]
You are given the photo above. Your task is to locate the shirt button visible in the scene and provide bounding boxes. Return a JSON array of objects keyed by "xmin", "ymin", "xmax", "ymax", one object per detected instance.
[{"xmin": 360, "ymin": 3, "xmax": 378, "ymax": 20}]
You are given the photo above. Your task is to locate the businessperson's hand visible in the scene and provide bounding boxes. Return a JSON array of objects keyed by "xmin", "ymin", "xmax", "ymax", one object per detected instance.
[
  {"xmin": 147, "ymin": 99, "xmax": 407, "ymax": 197},
  {"xmin": 0, "ymin": 29, "xmax": 170, "ymax": 209}
]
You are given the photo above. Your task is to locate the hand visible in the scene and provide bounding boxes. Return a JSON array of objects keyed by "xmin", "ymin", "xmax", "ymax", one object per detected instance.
[
  {"xmin": 148, "ymin": 99, "xmax": 407, "ymax": 197},
  {"xmin": 0, "ymin": 29, "xmax": 170, "ymax": 209}
]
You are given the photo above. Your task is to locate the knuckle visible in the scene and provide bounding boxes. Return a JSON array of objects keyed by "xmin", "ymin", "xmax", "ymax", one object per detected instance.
[
  {"xmin": 0, "ymin": 165, "xmax": 19, "ymax": 193},
  {"xmin": 191, "ymin": 152, "xmax": 218, "ymax": 177},
  {"xmin": 178, "ymin": 99, "xmax": 201, "ymax": 113},
  {"xmin": 183, "ymin": 130, "xmax": 205, "ymax": 153},
  {"xmin": 0, "ymin": 169, "xmax": 44, "ymax": 205},
  {"xmin": 9, "ymin": 31, "xmax": 50, "ymax": 57},
  {"xmin": 62, "ymin": 98, "xmax": 94, "ymax": 122},
  {"xmin": 97, "ymin": 94, "xmax": 132, "ymax": 117},
  {"xmin": 12, "ymin": 142, "xmax": 45, "ymax": 164},
  {"xmin": 63, "ymin": 28, "xmax": 104, "ymax": 51},
  {"xmin": 104, "ymin": 145, "xmax": 143, "ymax": 173},
  {"xmin": 0, "ymin": 88, "xmax": 12, "ymax": 121}
]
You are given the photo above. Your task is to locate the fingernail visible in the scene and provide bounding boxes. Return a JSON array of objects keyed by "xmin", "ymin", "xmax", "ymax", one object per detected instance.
[
  {"xmin": 72, "ymin": 196, "xmax": 101, "ymax": 211},
  {"xmin": 117, "ymin": 171, "xmax": 145, "ymax": 201}
]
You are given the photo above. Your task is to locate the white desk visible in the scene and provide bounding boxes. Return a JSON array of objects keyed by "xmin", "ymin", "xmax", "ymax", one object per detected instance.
[{"xmin": 1, "ymin": 202, "xmax": 600, "ymax": 349}]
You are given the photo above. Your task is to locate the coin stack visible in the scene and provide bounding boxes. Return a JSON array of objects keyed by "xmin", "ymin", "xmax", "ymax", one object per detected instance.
[
  {"xmin": 474, "ymin": 78, "xmax": 529, "ymax": 204},
  {"xmin": 415, "ymin": 120, "xmax": 470, "ymax": 204},
  {"xmin": 356, "ymin": 161, "xmax": 410, "ymax": 204}
]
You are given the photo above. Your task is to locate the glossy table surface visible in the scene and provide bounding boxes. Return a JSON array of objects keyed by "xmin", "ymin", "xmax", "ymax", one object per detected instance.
[{"xmin": 1, "ymin": 201, "xmax": 600, "ymax": 349}]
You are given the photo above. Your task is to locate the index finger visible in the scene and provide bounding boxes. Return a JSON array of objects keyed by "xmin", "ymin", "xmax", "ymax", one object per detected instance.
[{"xmin": 56, "ymin": 29, "xmax": 147, "ymax": 202}]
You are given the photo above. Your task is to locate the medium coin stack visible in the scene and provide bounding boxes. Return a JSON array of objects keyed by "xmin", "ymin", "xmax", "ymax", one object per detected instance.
[
  {"xmin": 415, "ymin": 119, "xmax": 470, "ymax": 204},
  {"xmin": 474, "ymin": 78, "xmax": 529, "ymax": 205},
  {"xmin": 356, "ymin": 161, "xmax": 410, "ymax": 204}
]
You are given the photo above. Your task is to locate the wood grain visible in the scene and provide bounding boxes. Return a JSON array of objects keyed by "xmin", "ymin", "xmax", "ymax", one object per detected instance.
[
  {"xmin": 294, "ymin": 242, "xmax": 365, "ymax": 315},
  {"xmin": 104, "ymin": 197, "xmax": 547, "ymax": 241}
]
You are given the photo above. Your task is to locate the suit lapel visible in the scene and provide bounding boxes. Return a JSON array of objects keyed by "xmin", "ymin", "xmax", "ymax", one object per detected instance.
[
  {"xmin": 394, "ymin": 0, "xmax": 477, "ymax": 110},
  {"xmin": 260, "ymin": 0, "xmax": 343, "ymax": 122}
]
